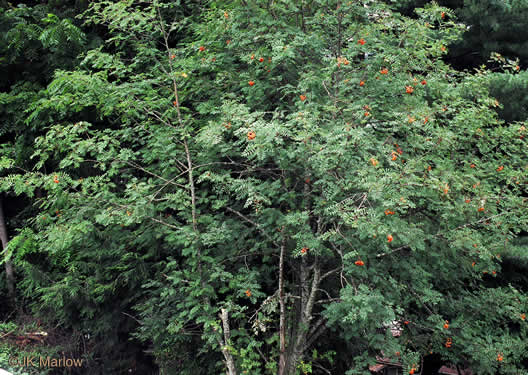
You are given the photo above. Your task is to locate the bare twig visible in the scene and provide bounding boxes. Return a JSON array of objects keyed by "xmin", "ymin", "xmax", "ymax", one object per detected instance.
[
  {"xmin": 226, "ymin": 207, "xmax": 279, "ymax": 247},
  {"xmin": 121, "ymin": 312, "xmax": 141, "ymax": 324},
  {"xmin": 376, "ymin": 244, "xmax": 410, "ymax": 258}
]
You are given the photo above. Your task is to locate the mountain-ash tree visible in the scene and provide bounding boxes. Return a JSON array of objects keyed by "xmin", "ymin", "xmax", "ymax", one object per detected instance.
[{"xmin": 1, "ymin": 1, "xmax": 527, "ymax": 374}]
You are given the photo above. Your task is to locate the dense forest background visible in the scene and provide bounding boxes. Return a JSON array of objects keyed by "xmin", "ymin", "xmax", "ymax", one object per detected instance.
[{"xmin": 1, "ymin": 0, "xmax": 527, "ymax": 374}]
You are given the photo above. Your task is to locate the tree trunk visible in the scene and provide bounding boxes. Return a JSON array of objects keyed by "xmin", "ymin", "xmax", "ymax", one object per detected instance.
[
  {"xmin": 284, "ymin": 262, "xmax": 320, "ymax": 375},
  {"xmin": 278, "ymin": 237, "xmax": 287, "ymax": 375},
  {"xmin": 0, "ymin": 197, "xmax": 15, "ymax": 302},
  {"xmin": 218, "ymin": 308, "xmax": 237, "ymax": 375},
  {"xmin": 280, "ymin": 171, "xmax": 322, "ymax": 375}
]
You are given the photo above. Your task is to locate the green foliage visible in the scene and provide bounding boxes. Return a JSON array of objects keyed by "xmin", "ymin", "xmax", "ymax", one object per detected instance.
[
  {"xmin": 1, "ymin": 0, "xmax": 528, "ymax": 374},
  {"xmin": 488, "ymin": 70, "xmax": 528, "ymax": 122},
  {"xmin": 0, "ymin": 4, "xmax": 88, "ymax": 85},
  {"xmin": 387, "ymin": 0, "xmax": 528, "ymax": 129},
  {"xmin": 455, "ymin": 0, "xmax": 528, "ymax": 65}
]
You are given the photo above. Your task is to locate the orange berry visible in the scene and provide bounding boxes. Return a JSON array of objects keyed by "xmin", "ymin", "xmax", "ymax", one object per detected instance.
[
  {"xmin": 405, "ymin": 86, "xmax": 414, "ymax": 94},
  {"xmin": 472, "ymin": 262, "xmax": 476, "ymax": 267},
  {"xmin": 226, "ymin": 40, "xmax": 231, "ymax": 45},
  {"xmin": 245, "ymin": 289, "xmax": 251, "ymax": 297},
  {"xmin": 497, "ymin": 165, "xmax": 504, "ymax": 171},
  {"xmin": 171, "ymin": 54, "xmax": 175, "ymax": 59},
  {"xmin": 248, "ymin": 80, "xmax": 255, "ymax": 86},
  {"xmin": 370, "ymin": 158, "xmax": 378, "ymax": 166},
  {"xmin": 364, "ymin": 111, "xmax": 370, "ymax": 117},
  {"xmin": 521, "ymin": 313, "xmax": 526, "ymax": 320},
  {"xmin": 465, "ymin": 199, "xmax": 471, "ymax": 203},
  {"xmin": 354, "ymin": 260, "xmax": 364, "ymax": 266},
  {"xmin": 224, "ymin": 11, "xmax": 229, "ymax": 18},
  {"xmin": 300, "ymin": 95, "xmax": 307, "ymax": 101},
  {"xmin": 251, "ymin": 54, "xmax": 255, "ymax": 60},
  {"xmin": 404, "ymin": 320, "xmax": 409, "ymax": 325},
  {"xmin": 247, "ymin": 131, "xmax": 256, "ymax": 140},
  {"xmin": 470, "ymin": 163, "xmax": 476, "ymax": 168},
  {"xmin": 199, "ymin": 46, "xmax": 205, "ymax": 51},
  {"xmin": 421, "ymin": 80, "xmax": 427, "ymax": 85},
  {"xmin": 173, "ymin": 100, "xmax": 178, "ymax": 106},
  {"xmin": 259, "ymin": 57, "xmax": 264, "ymax": 62},
  {"xmin": 380, "ymin": 68, "xmax": 388, "ymax": 74},
  {"xmin": 358, "ymin": 38, "xmax": 366, "ymax": 45},
  {"xmin": 443, "ymin": 321, "xmax": 449, "ymax": 329},
  {"xmin": 441, "ymin": 12, "xmax": 445, "ymax": 19},
  {"xmin": 409, "ymin": 369, "xmax": 415, "ymax": 375},
  {"xmin": 497, "ymin": 353, "xmax": 503, "ymax": 362},
  {"xmin": 301, "ymin": 247, "xmax": 308, "ymax": 254},
  {"xmin": 441, "ymin": 46, "xmax": 446, "ymax": 52},
  {"xmin": 387, "ymin": 234, "xmax": 393, "ymax": 243},
  {"xmin": 478, "ymin": 207, "xmax": 484, "ymax": 212}
]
